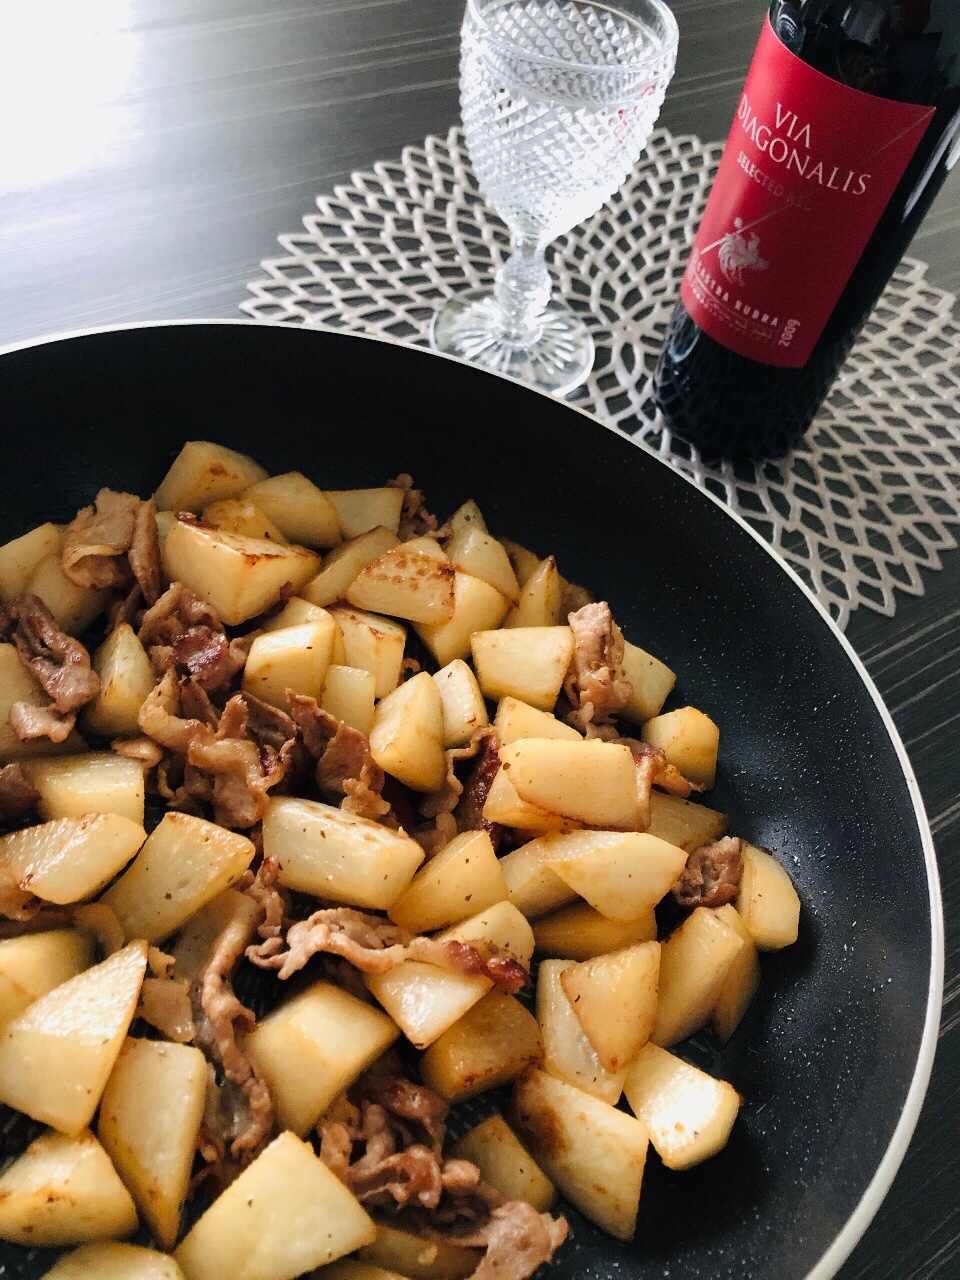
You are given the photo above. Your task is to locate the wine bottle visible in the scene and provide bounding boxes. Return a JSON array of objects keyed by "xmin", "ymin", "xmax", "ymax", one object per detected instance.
[{"xmin": 653, "ymin": 0, "xmax": 960, "ymax": 459}]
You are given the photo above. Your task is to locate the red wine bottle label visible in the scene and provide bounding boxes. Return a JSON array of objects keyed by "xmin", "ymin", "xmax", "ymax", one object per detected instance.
[{"xmin": 680, "ymin": 17, "xmax": 934, "ymax": 368}]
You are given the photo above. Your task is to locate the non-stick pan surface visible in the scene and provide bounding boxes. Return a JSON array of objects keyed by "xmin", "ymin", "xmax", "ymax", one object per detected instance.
[{"xmin": 0, "ymin": 322, "xmax": 941, "ymax": 1280}]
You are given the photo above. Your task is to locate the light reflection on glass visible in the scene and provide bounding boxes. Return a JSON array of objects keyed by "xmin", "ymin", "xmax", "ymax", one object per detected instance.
[{"xmin": 0, "ymin": 0, "xmax": 138, "ymax": 194}]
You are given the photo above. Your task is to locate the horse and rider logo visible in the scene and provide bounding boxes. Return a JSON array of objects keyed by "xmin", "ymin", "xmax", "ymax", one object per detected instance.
[{"xmin": 718, "ymin": 217, "xmax": 769, "ymax": 285}]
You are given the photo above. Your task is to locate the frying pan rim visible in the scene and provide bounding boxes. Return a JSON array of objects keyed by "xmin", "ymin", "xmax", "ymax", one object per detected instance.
[{"xmin": 0, "ymin": 316, "xmax": 943, "ymax": 1280}]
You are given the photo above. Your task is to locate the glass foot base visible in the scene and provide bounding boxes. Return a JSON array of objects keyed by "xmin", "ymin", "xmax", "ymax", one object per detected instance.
[{"xmin": 429, "ymin": 288, "xmax": 595, "ymax": 397}]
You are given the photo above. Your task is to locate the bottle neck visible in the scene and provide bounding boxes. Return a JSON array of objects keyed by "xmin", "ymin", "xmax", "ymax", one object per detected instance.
[{"xmin": 769, "ymin": 0, "xmax": 960, "ymax": 103}]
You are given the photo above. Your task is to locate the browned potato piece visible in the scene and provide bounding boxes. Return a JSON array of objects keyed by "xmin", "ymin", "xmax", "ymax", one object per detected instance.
[
  {"xmin": 499, "ymin": 836, "xmax": 579, "ymax": 919},
  {"xmin": 244, "ymin": 980, "xmax": 398, "ymax": 1135},
  {"xmin": 0, "ymin": 813, "xmax": 146, "ymax": 905},
  {"xmin": 368, "ymin": 903, "xmax": 534, "ymax": 1051},
  {"xmin": 27, "ymin": 554, "xmax": 109, "ymax": 636},
  {"xmin": 536, "ymin": 959, "xmax": 625, "ymax": 1103},
  {"xmin": 83, "ymin": 624, "xmax": 157, "ymax": 738},
  {"xmin": 21, "ymin": 753, "xmax": 145, "ymax": 824},
  {"xmin": 241, "ymin": 620, "xmax": 337, "ymax": 708},
  {"xmin": 327, "ymin": 487, "xmax": 404, "ymax": 538},
  {"xmin": 0, "ymin": 942, "xmax": 147, "ymax": 1133},
  {"xmin": 646, "ymin": 791, "xmax": 728, "ymax": 850},
  {"xmin": 357, "ymin": 1221, "xmax": 479, "ymax": 1280},
  {"xmin": 174, "ymin": 1132, "xmax": 375, "ymax": 1280},
  {"xmin": 388, "ymin": 830, "xmax": 508, "ymax": 934},
  {"xmin": 712, "ymin": 903, "xmax": 762, "ymax": 1044},
  {"xmin": 0, "ymin": 522, "xmax": 62, "ymax": 602},
  {"xmin": 0, "ymin": 930, "xmax": 93, "ymax": 1029},
  {"xmin": 365, "ymin": 963, "xmax": 491, "ymax": 1051},
  {"xmin": 503, "ymin": 556, "xmax": 563, "ymax": 628},
  {"xmin": 163, "ymin": 517, "xmax": 320, "ymax": 625},
  {"xmin": 498, "ymin": 538, "xmax": 540, "ymax": 587},
  {"xmin": 0, "ymin": 1128, "xmax": 138, "ymax": 1247},
  {"xmin": 493, "ymin": 696, "xmax": 581, "ymax": 745},
  {"xmin": 737, "ymin": 844, "xmax": 801, "ymax": 950},
  {"xmin": 439, "ymin": 901, "xmax": 535, "ymax": 970},
  {"xmin": 447, "ymin": 499, "xmax": 487, "ymax": 536},
  {"xmin": 415, "ymin": 572, "xmax": 511, "ymax": 667},
  {"xmin": 482, "ymin": 768, "xmax": 582, "ymax": 837},
  {"xmin": 652, "ymin": 908, "xmax": 745, "ymax": 1048},
  {"xmin": 420, "ymin": 990, "xmax": 543, "ymax": 1102},
  {"xmin": 260, "ymin": 596, "xmax": 330, "ymax": 631},
  {"xmin": 347, "ymin": 544, "xmax": 456, "ymax": 624},
  {"xmin": 451, "ymin": 1115, "xmax": 556, "ymax": 1212},
  {"xmin": 499, "ymin": 739, "xmax": 640, "ymax": 829},
  {"xmin": 369, "ymin": 672, "xmax": 447, "ymax": 792},
  {"xmin": 471, "ymin": 626, "xmax": 573, "ymax": 711},
  {"xmin": 102, "ymin": 813, "xmax": 254, "ymax": 944},
  {"xmin": 560, "ymin": 942, "xmax": 660, "ymax": 1072},
  {"xmin": 245, "ymin": 471, "xmax": 341, "ymax": 548},
  {"xmin": 201, "ymin": 497, "xmax": 287, "ymax": 543},
  {"xmin": 511, "ymin": 1068, "xmax": 648, "ymax": 1241},
  {"xmin": 262, "ymin": 797, "xmax": 423, "ymax": 910},
  {"xmin": 43, "ymin": 1243, "xmax": 186, "ymax": 1279},
  {"xmin": 445, "ymin": 526, "xmax": 520, "ymax": 602},
  {"xmin": 432, "ymin": 659, "xmax": 489, "ymax": 748},
  {"xmin": 329, "ymin": 605, "xmax": 407, "ymax": 698},
  {"xmin": 623, "ymin": 1043, "xmax": 740, "ymax": 1170},
  {"xmin": 302, "ymin": 527, "xmax": 399, "ymax": 608},
  {"xmin": 544, "ymin": 830, "xmax": 688, "ymax": 920},
  {"xmin": 642, "ymin": 706, "xmax": 720, "ymax": 789},
  {"xmin": 533, "ymin": 903, "xmax": 656, "ymax": 961},
  {"xmin": 154, "ymin": 440, "xmax": 267, "ymax": 512},
  {"xmin": 321, "ymin": 664, "xmax": 377, "ymax": 735},
  {"xmin": 98, "ymin": 1038, "xmax": 207, "ymax": 1248},
  {"xmin": 619, "ymin": 641, "xmax": 676, "ymax": 724}
]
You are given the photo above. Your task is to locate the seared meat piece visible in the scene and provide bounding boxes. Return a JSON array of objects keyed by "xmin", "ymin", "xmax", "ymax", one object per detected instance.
[
  {"xmin": 192, "ymin": 859, "xmax": 281, "ymax": 1165},
  {"xmin": 288, "ymin": 693, "xmax": 390, "ymax": 821},
  {"xmin": 454, "ymin": 730, "xmax": 503, "ymax": 849},
  {"xmin": 242, "ymin": 694, "xmax": 298, "ymax": 752},
  {"xmin": 111, "ymin": 735, "xmax": 165, "ymax": 769},
  {"xmin": 129, "ymin": 497, "xmax": 162, "ymax": 604},
  {"xmin": 140, "ymin": 583, "xmax": 245, "ymax": 691},
  {"xmin": 0, "ymin": 594, "xmax": 100, "ymax": 742},
  {"xmin": 564, "ymin": 602, "xmax": 631, "ymax": 736},
  {"xmin": 615, "ymin": 737, "xmax": 695, "ymax": 830},
  {"xmin": 61, "ymin": 488, "xmax": 140, "ymax": 591},
  {"xmin": 187, "ymin": 695, "xmax": 288, "ymax": 829},
  {"xmin": 0, "ymin": 763, "xmax": 39, "ymax": 823},
  {"xmin": 420, "ymin": 728, "xmax": 498, "ymax": 834},
  {"xmin": 137, "ymin": 967, "xmax": 196, "ymax": 1043},
  {"xmin": 247, "ymin": 905, "xmax": 528, "ymax": 993},
  {"xmin": 389, "ymin": 473, "xmax": 439, "ymax": 540},
  {"xmin": 673, "ymin": 836, "xmax": 745, "ymax": 908},
  {"xmin": 139, "ymin": 582, "xmax": 222, "ymax": 651},
  {"xmin": 435, "ymin": 1201, "xmax": 568, "ymax": 1280},
  {"xmin": 7, "ymin": 702, "xmax": 74, "ymax": 744},
  {"xmin": 138, "ymin": 669, "xmax": 215, "ymax": 755},
  {"xmin": 170, "ymin": 627, "xmax": 244, "ymax": 693},
  {"xmin": 319, "ymin": 1071, "xmax": 566, "ymax": 1280}
]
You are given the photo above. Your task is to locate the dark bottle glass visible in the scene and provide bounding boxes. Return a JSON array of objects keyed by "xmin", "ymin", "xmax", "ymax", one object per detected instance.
[{"xmin": 653, "ymin": 0, "xmax": 960, "ymax": 459}]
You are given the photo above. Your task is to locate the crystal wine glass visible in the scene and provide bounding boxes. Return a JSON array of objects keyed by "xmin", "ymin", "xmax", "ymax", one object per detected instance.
[{"xmin": 430, "ymin": 0, "xmax": 679, "ymax": 396}]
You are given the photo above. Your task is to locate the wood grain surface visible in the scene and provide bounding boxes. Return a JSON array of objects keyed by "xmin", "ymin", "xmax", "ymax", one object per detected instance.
[{"xmin": 0, "ymin": 3, "xmax": 957, "ymax": 1278}]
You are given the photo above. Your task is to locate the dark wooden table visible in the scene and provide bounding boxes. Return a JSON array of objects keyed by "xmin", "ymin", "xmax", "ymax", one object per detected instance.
[{"xmin": 0, "ymin": 2, "xmax": 957, "ymax": 1277}]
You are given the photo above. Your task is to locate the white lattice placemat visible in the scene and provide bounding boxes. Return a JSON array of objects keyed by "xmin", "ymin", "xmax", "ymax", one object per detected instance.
[{"xmin": 242, "ymin": 126, "xmax": 960, "ymax": 628}]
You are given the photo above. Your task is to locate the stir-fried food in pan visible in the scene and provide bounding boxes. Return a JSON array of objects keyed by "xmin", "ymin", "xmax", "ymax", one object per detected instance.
[{"xmin": 0, "ymin": 441, "xmax": 800, "ymax": 1279}]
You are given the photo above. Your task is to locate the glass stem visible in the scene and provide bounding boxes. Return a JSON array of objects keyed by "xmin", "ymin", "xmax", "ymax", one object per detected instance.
[{"xmin": 494, "ymin": 239, "xmax": 551, "ymax": 342}]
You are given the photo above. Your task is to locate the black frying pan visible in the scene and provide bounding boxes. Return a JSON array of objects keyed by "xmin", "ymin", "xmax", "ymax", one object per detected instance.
[{"xmin": 0, "ymin": 322, "xmax": 942, "ymax": 1280}]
